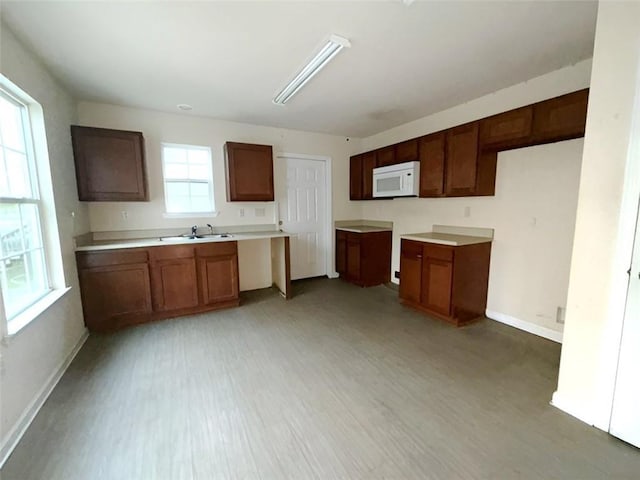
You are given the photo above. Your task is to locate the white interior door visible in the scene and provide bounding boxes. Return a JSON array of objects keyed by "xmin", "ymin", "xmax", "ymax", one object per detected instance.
[
  {"xmin": 610, "ymin": 200, "xmax": 640, "ymax": 447},
  {"xmin": 277, "ymin": 156, "xmax": 327, "ymax": 280}
]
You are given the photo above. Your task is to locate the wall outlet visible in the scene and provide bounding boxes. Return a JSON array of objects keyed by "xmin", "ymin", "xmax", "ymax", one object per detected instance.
[
  {"xmin": 121, "ymin": 211, "xmax": 128, "ymax": 220},
  {"xmin": 394, "ymin": 271, "xmax": 400, "ymax": 279},
  {"xmin": 239, "ymin": 208, "xmax": 245, "ymax": 217},
  {"xmin": 464, "ymin": 206, "xmax": 471, "ymax": 218},
  {"xmin": 556, "ymin": 306, "xmax": 566, "ymax": 324}
]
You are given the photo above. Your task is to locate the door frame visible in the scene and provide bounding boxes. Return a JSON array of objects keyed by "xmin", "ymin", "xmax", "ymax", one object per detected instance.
[{"xmin": 275, "ymin": 152, "xmax": 335, "ymax": 279}]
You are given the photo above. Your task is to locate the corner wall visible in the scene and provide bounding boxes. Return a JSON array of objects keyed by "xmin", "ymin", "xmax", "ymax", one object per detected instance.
[
  {"xmin": 359, "ymin": 60, "xmax": 592, "ymax": 340},
  {"xmin": 553, "ymin": 1, "xmax": 640, "ymax": 430},
  {"xmin": 0, "ymin": 25, "xmax": 90, "ymax": 461}
]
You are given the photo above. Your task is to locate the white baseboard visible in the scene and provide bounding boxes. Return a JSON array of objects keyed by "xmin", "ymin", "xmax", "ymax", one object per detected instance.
[
  {"xmin": 486, "ymin": 310, "xmax": 563, "ymax": 343},
  {"xmin": 0, "ymin": 329, "xmax": 89, "ymax": 467},
  {"xmin": 550, "ymin": 390, "xmax": 595, "ymax": 426}
]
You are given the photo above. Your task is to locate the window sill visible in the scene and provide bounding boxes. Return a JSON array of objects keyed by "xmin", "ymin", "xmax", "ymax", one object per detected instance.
[
  {"xmin": 5, "ymin": 287, "xmax": 72, "ymax": 338},
  {"xmin": 162, "ymin": 211, "xmax": 220, "ymax": 219}
]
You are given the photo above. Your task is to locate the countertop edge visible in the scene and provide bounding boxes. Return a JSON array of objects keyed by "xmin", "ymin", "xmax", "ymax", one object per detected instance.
[{"xmin": 75, "ymin": 231, "xmax": 289, "ymax": 252}]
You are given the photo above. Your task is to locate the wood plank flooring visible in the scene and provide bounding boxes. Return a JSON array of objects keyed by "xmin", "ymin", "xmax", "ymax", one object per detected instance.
[{"xmin": 2, "ymin": 278, "xmax": 639, "ymax": 479}]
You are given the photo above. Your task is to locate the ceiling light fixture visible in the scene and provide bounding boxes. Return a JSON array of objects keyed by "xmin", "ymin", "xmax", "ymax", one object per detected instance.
[{"xmin": 273, "ymin": 34, "xmax": 351, "ymax": 105}]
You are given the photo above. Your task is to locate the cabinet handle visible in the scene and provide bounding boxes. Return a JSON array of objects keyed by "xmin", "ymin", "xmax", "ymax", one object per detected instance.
[{"xmin": 416, "ymin": 255, "xmax": 422, "ymax": 259}]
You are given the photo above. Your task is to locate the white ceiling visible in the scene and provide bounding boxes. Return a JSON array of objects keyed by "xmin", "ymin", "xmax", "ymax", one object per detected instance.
[{"xmin": 0, "ymin": 1, "xmax": 597, "ymax": 138}]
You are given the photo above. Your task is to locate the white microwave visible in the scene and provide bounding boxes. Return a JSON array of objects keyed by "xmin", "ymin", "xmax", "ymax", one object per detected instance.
[{"xmin": 373, "ymin": 161, "xmax": 420, "ymax": 198}]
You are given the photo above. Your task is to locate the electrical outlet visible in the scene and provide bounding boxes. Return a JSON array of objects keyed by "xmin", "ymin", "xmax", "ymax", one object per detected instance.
[
  {"xmin": 239, "ymin": 208, "xmax": 245, "ymax": 217},
  {"xmin": 394, "ymin": 271, "xmax": 400, "ymax": 279},
  {"xmin": 464, "ymin": 206, "xmax": 471, "ymax": 218},
  {"xmin": 556, "ymin": 306, "xmax": 566, "ymax": 324},
  {"xmin": 121, "ymin": 211, "xmax": 128, "ymax": 220}
]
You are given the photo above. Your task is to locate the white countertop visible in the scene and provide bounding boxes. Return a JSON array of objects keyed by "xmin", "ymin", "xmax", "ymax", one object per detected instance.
[
  {"xmin": 401, "ymin": 232, "xmax": 492, "ymax": 246},
  {"xmin": 336, "ymin": 225, "xmax": 393, "ymax": 233},
  {"xmin": 76, "ymin": 231, "xmax": 289, "ymax": 252}
]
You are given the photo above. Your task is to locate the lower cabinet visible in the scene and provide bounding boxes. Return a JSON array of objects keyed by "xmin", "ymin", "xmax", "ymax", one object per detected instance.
[
  {"xmin": 77, "ymin": 242, "xmax": 239, "ymax": 332},
  {"xmin": 196, "ymin": 242, "xmax": 239, "ymax": 305},
  {"xmin": 336, "ymin": 229, "xmax": 392, "ymax": 287},
  {"xmin": 399, "ymin": 239, "xmax": 491, "ymax": 326}
]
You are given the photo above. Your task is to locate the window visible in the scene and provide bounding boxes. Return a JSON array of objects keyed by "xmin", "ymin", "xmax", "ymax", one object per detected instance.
[
  {"xmin": 0, "ymin": 89, "xmax": 50, "ymax": 323},
  {"xmin": 161, "ymin": 143, "xmax": 214, "ymax": 214}
]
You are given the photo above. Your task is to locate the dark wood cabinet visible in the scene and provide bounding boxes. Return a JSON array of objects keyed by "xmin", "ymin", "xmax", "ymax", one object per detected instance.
[
  {"xmin": 336, "ymin": 230, "xmax": 392, "ymax": 287},
  {"xmin": 224, "ymin": 142, "xmax": 274, "ymax": 201},
  {"xmin": 350, "ymin": 152, "xmax": 377, "ymax": 200},
  {"xmin": 196, "ymin": 242, "xmax": 239, "ymax": 306},
  {"xmin": 348, "ymin": 88, "xmax": 588, "ymax": 201},
  {"xmin": 399, "ymin": 239, "xmax": 491, "ymax": 326},
  {"xmin": 479, "ymin": 106, "xmax": 533, "ymax": 151},
  {"xmin": 349, "ymin": 155, "xmax": 363, "ymax": 200},
  {"xmin": 446, "ymin": 121, "xmax": 480, "ymax": 196},
  {"xmin": 532, "ymin": 89, "xmax": 589, "ymax": 144},
  {"xmin": 376, "ymin": 146, "xmax": 396, "ymax": 167},
  {"xmin": 395, "ymin": 139, "xmax": 419, "ymax": 163},
  {"xmin": 77, "ymin": 241, "xmax": 240, "ymax": 332},
  {"xmin": 71, "ymin": 125, "xmax": 148, "ymax": 202},
  {"xmin": 398, "ymin": 240, "xmax": 422, "ymax": 303},
  {"xmin": 361, "ymin": 151, "xmax": 377, "ymax": 199},
  {"xmin": 149, "ymin": 245, "xmax": 198, "ymax": 312},
  {"xmin": 418, "ymin": 132, "xmax": 446, "ymax": 197},
  {"xmin": 76, "ymin": 249, "xmax": 152, "ymax": 331}
]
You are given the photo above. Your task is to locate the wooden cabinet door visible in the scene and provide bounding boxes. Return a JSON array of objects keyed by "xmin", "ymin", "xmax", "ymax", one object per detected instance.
[
  {"xmin": 149, "ymin": 245, "xmax": 198, "ymax": 312},
  {"xmin": 419, "ymin": 132, "xmax": 445, "ymax": 197},
  {"xmin": 79, "ymin": 263, "xmax": 152, "ymax": 331},
  {"xmin": 446, "ymin": 121, "xmax": 479, "ymax": 196},
  {"xmin": 422, "ymin": 257, "xmax": 453, "ymax": 316},
  {"xmin": 225, "ymin": 142, "xmax": 274, "ymax": 201},
  {"xmin": 336, "ymin": 230, "xmax": 347, "ymax": 274},
  {"xmin": 361, "ymin": 151, "xmax": 377, "ymax": 199},
  {"xmin": 395, "ymin": 139, "xmax": 418, "ymax": 163},
  {"xmin": 151, "ymin": 257, "xmax": 199, "ymax": 312},
  {"xmin": 346, "ymin": 234, "xmax": 361, "ymax": 281},
  {"xmin": 399, "ymin": 240, "xmax": 423, "ymax": 303},
  {"xmin": 376, "ymin": 146, "xmax": 396, "ymax": 167},
  {"xmin": 349, "ymin": 155, "xmax": 363, "ymax": 200},
  {"xmin": 71, "ymin": 126, "xmax": 147, "ymax": 201},
  {"xmin": 479, "ymin": 106, "xmax": 533, "ymax": 151},
  {"xmin": 198, "ymin": 255, "xmax": 239, "ymax": 304},
  {"xmin": 532, "ymin": 89, "xmax": 589, "ymax": 143}
]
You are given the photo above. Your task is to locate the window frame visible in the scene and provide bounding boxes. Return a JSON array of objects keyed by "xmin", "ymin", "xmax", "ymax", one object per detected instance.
[
  {"xmin": 160, "ymin": 142, "xmax": 215, "ymax": 216},
  {"xmin": 0, "ymin": 88, "xmax": 52, "ymax": 326},
  {"xmin": 0, "ymin": 75, "xmax": 69, "ymax": 338}
]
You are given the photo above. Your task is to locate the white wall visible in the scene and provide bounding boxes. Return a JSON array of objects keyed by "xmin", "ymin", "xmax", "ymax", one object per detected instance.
[
  {"xmin": 358, "ymin": 60, "xmax": 591, "ymax": 340},
  {"xmin": 553, "ymin": 1, "xmax": 640, "ymax": 430},
  {"xmin": 76, "ymin": 102, "xmax": 362, "ymax": 233},
  {"xmin": 0, "ymin": 25, "xmax": 90, "ymax": 459}
]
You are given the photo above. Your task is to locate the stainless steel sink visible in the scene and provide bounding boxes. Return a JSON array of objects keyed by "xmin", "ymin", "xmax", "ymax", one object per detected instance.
[{"xmin": 159, "ymin": 233, "xmax": 233, "ymax": 242}]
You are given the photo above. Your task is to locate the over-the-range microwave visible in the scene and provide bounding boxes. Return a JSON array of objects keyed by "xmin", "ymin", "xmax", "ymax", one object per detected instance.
[{"xmin": 373, "ymin": 161, "xmax": 420, "ymax": 198}]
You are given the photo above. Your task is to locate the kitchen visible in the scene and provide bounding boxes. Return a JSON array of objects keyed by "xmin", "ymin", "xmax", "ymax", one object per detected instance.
[{"xmin": 1, "ymin": 1, "xmax": 639, "ymax": 478}]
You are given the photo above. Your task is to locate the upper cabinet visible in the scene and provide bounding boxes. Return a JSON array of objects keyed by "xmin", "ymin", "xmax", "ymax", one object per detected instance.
[
  {"xmin": 349, "ymin": 88, "xmax": 589, "ymax": 201},
  {"xmin": 224, "ymin": 142, "xmax": 274, "ymax": 201},
  {"xmin": 445, "ymin": 122, "xmax": 480, "ymax": 197},
  {"xmin": 71, "ymin": 125, "xmax": 148, "ymax": 202},
  {"xmin": 418, "ymin": 132, "xmax": 445, "ymax": 197},
  {"xmin": 375, "ymin": 146, "xmax": 396, "ymax": 167},
  {"xmin": 349, "ymin": 151, "xmax": 377, "ymax": 200},
  {"xmin": 395, "ymin": 138, "xmax": 419, "ymax": 163},
  {"xmin": 531, "ymin": 89, "xmax": 589, "ymax": 144},
  {"xmin": 479, "ymin": 106, "xmax": 533, "ymax": 151}
]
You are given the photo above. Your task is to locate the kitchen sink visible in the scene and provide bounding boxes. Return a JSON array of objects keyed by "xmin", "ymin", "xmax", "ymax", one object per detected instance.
[{"xmin": 159, "ymin": 233, "xmax": 233, "ymax": 242}]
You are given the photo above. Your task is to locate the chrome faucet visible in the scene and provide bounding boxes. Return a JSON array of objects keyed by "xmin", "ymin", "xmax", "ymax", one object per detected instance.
[
  {"xmin": 207, "ymin": 223, "xmax": 215, "ymax": 235},
  {"xmin": 191, "ymin": 225, "xmax": 198, "ymax": 237}
]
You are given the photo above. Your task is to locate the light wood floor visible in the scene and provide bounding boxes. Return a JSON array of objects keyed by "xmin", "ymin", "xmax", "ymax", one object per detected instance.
[{"xmin": 3, "ymin": 278, "xmax": 639, "ymax": 479}]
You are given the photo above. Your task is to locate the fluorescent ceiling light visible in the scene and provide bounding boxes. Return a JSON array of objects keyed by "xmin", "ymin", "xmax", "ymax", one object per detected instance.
[{"xmin": 273, "ymin": 34, "xmax": 351, "ymax": 105}]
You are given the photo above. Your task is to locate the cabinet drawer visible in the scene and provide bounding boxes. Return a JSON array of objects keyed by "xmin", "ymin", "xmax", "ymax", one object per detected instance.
[
  {"xmin": 77, "ymin": 248, "xmax": 148, "ymax": 268},
  {"xmin": 195, "ymin": 241, "xmax": 238, "ymax": 257},
  {"xmin": 149, "ymin": 244, "xmax": 194, "ymax": 261},
  {"xmin": 424, "ymin": 244, "xmax": 454, "ymax": 262},
  {"xmin": 401, "ymin": 239, "xmax": 424, "ymax": 258}
]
